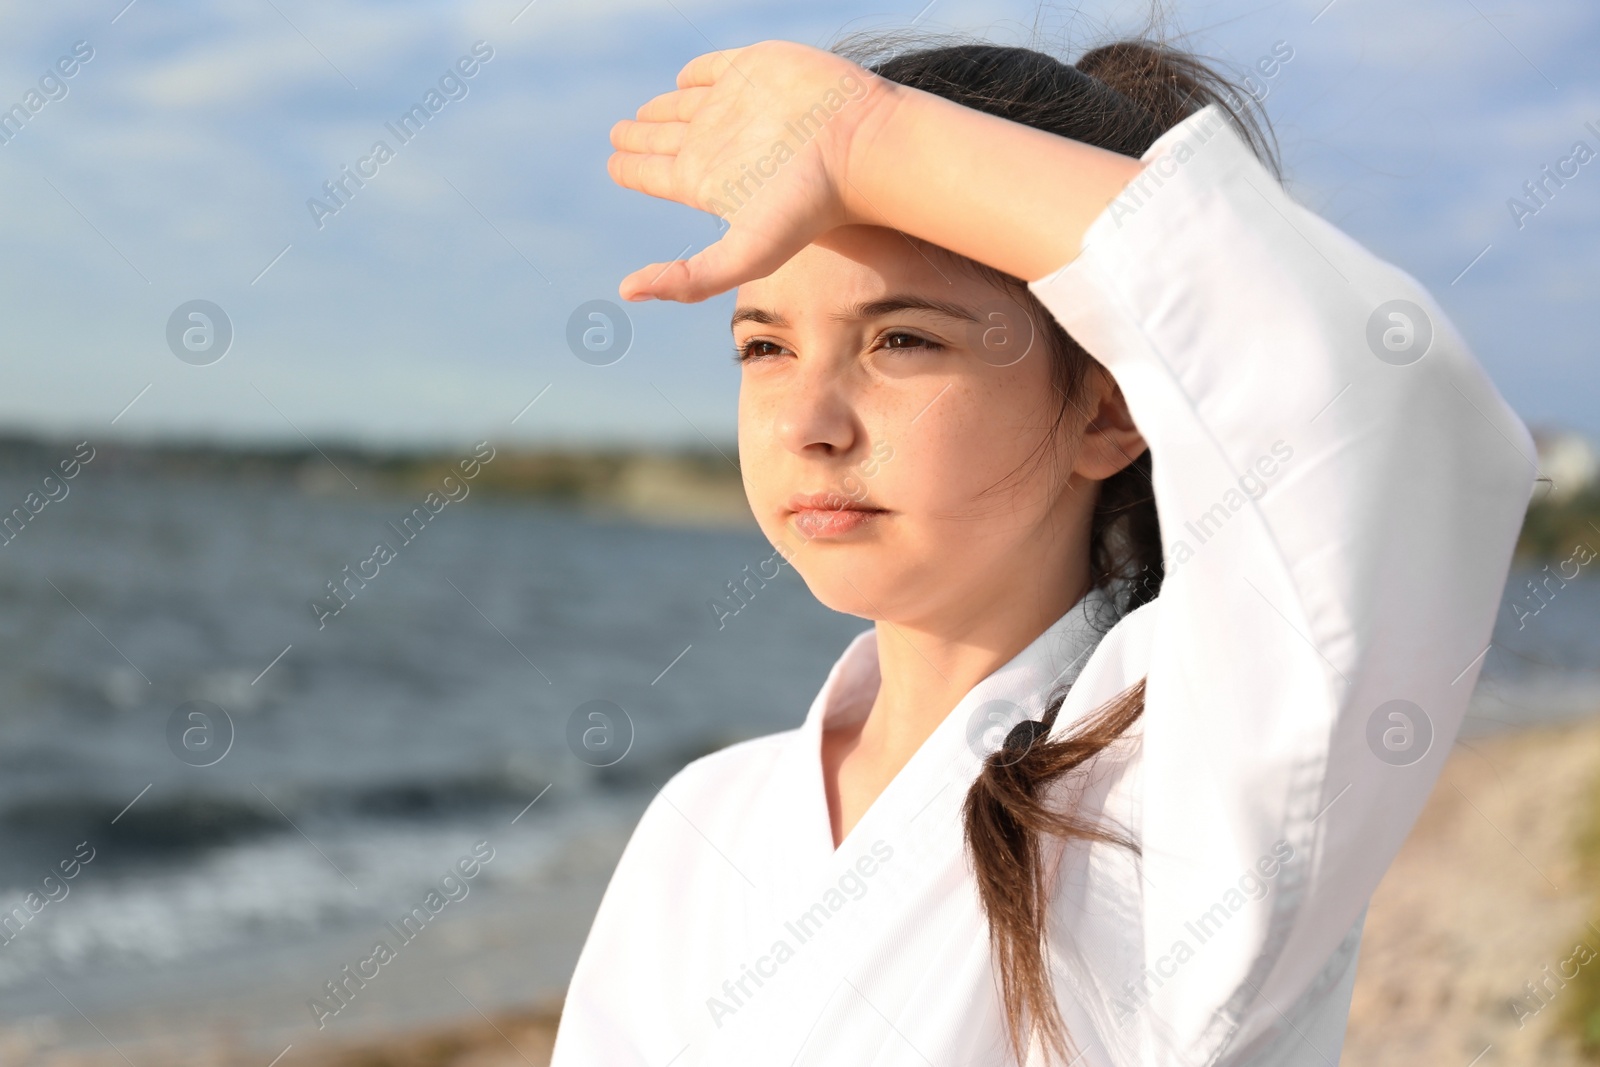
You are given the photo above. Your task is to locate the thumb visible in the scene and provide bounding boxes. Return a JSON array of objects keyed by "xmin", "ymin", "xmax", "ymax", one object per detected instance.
[{"xmin": 619, "ymin": 225, "xmax": 792, "ymax": 304}]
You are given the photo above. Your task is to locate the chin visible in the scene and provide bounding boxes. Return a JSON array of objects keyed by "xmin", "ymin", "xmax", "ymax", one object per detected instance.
[{"xmin": 788, "ymin": 555, "xmax": 904, "ymax": 622}]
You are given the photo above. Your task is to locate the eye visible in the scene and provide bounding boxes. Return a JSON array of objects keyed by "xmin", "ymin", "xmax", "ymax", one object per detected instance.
[
  {"xmin": 733, "ymin": 338, "xmax": 789, "ymax": 364},
  {"xmin": 874, "ymin": 330, "xmax": 943, "ymax": 353}
]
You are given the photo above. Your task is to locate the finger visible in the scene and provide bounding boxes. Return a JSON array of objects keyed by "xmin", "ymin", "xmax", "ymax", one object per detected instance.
[
  {"xmin": 676, "ymin": 46, "xmax": 748, "ymax": 89},
  {"xmin": 609, "ymin": 118, "xmax": 688, "ymax": 157},
  {"xmin": 621, "ymin": 259, "xmax": 711, "ymax": 304},
  {"xmin": 620, "ymin": 228, "xmax": 778, "ymax": 304},
  {"xmin": 636, "ymin": 248, "xmax": 743, "ymax": 304},
  {"xmin": 636, "ymin": 86, "xmax": 710, "ymax": 122},
  {"xmin": 606, "ymin": 151, "xmax": 677, "ymax": 201}
]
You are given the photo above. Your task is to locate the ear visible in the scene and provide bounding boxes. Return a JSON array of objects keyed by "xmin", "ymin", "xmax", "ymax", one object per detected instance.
[{"xmin": 1073, "ymin": 365, "xmax": 1147, "ymax": 480}]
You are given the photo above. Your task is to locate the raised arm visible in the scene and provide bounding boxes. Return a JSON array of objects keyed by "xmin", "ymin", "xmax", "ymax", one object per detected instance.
[
  {"xmin": 1027, "ymin": 107, "xmax": 1534, "ymax": 1063},
  {"xmin": 607, "ymin": 40, "xmax": 1144, "ymax": 302}
]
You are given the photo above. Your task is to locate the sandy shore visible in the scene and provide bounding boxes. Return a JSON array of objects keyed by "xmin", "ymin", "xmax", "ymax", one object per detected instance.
[
  {"xmin": 11, "ymin": 717, "xmax": 1598, "ymax": 1067},
  {"xmin": 1342, "ymin": 718, "xmax": 1600, "ymax": 1066}
]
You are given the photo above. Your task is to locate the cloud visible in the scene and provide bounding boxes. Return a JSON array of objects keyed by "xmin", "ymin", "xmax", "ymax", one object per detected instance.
[{"xmin": 0, "ymin": 0, "xmax": 1593, "ymax": 446}]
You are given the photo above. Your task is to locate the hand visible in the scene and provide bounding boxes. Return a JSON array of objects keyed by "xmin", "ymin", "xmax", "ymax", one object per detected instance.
[{"xmin": 607, "ymin": 41, "xmax": 898, "ymax": 303}]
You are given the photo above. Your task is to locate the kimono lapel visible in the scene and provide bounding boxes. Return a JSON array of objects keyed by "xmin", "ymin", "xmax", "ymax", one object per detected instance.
[
  {"xmin": 688, "ymin": 590, "xmax": 1116, "ymax": 1066},
  {"xmin": 743, "ymin": 626, "xmax": 878, "ymax": 919}
]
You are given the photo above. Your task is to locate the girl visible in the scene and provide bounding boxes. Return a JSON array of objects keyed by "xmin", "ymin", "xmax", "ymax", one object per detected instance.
[{"xmin": 551, "ymin": 33, "xmax": 1532, "ymax": 1067}]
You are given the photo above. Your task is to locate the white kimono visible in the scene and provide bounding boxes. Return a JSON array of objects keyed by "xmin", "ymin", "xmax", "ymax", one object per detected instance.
[{"xmin": 550, "ymin": 104, "xmax": 1533, "ymax": 1066}]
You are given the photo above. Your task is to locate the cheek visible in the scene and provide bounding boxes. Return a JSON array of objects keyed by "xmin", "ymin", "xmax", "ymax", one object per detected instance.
[
  {"xmin": 737, "ymin": 385, "xmax": 785, "ymax": 532},
  {"xmin": 898, "ymin": 374, "xmax": 1064, "ymax": 523},
  {"xmin": 736, "ymin": 386, "xmax": 762, "ymax": 482}
]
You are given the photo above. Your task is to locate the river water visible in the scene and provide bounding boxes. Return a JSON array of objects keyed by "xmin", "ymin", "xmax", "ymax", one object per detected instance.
[{"xmin": 0, "ymin": 462, "xmax": 1593, "ymax": 1057}]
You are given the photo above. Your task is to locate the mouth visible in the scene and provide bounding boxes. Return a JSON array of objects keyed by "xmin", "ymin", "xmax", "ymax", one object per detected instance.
[{"xmin": 784, "ymin": 492, "xmax": 888, "ymax": 540}]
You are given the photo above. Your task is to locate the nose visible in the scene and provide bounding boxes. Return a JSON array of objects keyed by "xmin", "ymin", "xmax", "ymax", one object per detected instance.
[{"xmin": 772, "ymin": 356, "xmax": 860, "ymax": 459}]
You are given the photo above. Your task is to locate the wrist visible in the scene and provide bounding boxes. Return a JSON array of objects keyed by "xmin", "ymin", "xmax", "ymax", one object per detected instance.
[
  {"xmin": 830, "ymin": 65, "xmax": 1147, "ymax": 281},
  {"xmin": 837, "ymin": 75, "xmax": 917, "ymax": 229}
]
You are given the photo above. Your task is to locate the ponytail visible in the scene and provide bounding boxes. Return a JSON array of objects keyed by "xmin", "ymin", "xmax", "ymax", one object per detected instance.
[{"xmin": 834, "ymin": 30, "xmax": 1280, "ymax": 1065}]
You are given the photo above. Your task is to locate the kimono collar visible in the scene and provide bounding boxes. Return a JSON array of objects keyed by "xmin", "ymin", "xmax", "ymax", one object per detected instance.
[{"xmin": 801, "ymin": 584, "xmax": 1121, "ymax": 765}]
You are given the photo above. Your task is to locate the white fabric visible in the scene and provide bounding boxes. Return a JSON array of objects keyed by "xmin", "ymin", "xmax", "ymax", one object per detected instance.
[{"xmin": 549, "ymin": 104, "xmax": 1534, "ymax": 1066}]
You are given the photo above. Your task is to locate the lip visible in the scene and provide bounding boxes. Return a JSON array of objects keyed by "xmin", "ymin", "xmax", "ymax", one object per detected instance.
[
  {"xmin": 785, "ymin": 491, "xmax": 883, "ymax": 513},
  {"xmin": 784, "ymin": 491, "xmax": 887, "ymax": 540}
]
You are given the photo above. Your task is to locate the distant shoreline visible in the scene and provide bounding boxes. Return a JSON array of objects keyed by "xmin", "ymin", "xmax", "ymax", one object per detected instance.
[
  {"xmin": 3, "ymin": 432, "xmax": 1597, "ymax": 553},
  {"xmin": 0, "ymin": 433, "xmax": 755, "ymax": 529}
]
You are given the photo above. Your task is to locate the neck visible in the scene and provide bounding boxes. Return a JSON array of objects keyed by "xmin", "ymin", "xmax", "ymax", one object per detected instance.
[
  {"xmin": 818, "ymin": 549, "xmax": 1093, "ymax": 848},
  {"xmin": 857, "ymin": 562, "xmax": 1093, "ymax": 767}
]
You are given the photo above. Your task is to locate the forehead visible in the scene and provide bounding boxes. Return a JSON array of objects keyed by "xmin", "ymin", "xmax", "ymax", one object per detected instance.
[{"xmin": 733, "ymin": 225, "xmax": 1000, "ymax": 324}]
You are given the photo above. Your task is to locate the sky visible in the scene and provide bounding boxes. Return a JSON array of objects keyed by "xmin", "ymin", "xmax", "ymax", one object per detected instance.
[{"xmin": 0, "ymin": 0, "xmax": 1594, "ymax": 451}]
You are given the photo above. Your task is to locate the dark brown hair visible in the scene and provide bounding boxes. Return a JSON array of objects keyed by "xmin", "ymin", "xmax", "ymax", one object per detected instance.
[{"xmin": 833, "ymin": 31, "xmax": 1279, "ymax": 1065}]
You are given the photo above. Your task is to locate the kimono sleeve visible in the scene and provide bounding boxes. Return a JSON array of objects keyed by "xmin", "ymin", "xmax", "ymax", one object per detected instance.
[
  {"xmin": 547, "ymin": 786, "xmax": 687, "ymax": 1066},
  {"xmin": 1027, "ymin": 104, "xmax": 1534, "ymax": 1063}
]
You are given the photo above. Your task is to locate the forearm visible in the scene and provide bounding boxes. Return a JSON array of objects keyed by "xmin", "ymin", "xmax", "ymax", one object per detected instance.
[{"xmin": 842, "ymin": 81, "xmax": 1146, "ymax": 282}]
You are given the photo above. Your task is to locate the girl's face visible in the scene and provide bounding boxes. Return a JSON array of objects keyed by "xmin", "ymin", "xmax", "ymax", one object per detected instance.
[{"xmin": 734, "ymin": 225, "xmax": 1144, "ymax": 633}]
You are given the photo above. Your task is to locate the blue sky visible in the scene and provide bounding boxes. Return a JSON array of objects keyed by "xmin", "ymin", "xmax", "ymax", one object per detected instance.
[{"xmin": 0, "ymin": 0, "xmax": 1594, "ymax": 450}]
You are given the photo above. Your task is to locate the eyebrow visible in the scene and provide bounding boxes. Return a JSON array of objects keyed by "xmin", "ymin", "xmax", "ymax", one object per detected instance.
[{"xmin": 730, "ymin": 295, "xmax": 982, "ymax": 331}]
